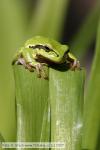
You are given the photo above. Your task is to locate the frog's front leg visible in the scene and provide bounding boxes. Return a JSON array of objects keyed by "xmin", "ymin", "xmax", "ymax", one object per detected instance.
[
  {"xmin": 12, "ymin": 48, "xmax": 34, "ymax": 71},
  {"xmin": 66, "ymin": 52, "xmax": 80, "ymax": 70},
  {"xmin": 19, "ymin": 48, "xmax": 35, "ymax": 71},
  {"xmin": 29, "ymin": 61, "xmax": 48, "ymax": 79},
  {"xmin": 22, "ymin": 49, "xmax": 48, "ymax": 79}
]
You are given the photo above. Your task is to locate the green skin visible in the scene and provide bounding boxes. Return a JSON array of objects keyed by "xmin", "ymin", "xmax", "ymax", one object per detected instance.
[{"xmin": 12, "ymin": 36, "xmax": 80, "ymax": 79}]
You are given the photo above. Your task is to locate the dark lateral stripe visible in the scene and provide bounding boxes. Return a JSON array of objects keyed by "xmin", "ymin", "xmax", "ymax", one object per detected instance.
[{"xmin": 29, "ymin": 45, "xmax": 59, "ymax": 57}]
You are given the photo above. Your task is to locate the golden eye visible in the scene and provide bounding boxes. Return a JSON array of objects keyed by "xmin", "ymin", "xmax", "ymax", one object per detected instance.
[{"xmin": 44, "ymin": 46, "xmax": 51, "ymax": 52}]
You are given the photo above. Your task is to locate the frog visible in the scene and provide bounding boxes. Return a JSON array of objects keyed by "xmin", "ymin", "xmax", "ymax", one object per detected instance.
[{"xmin": 12, "ymin": 36, "xmax": 80, "ymax": 79}]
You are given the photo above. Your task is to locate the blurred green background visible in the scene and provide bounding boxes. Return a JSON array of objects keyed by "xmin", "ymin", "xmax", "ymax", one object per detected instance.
[{"xmin": 0, "ymin": 0, "xmax": 100, "ymax": 146}]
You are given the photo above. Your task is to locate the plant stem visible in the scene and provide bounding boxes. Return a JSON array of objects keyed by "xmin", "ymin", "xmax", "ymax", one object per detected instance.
[
  {"xmin": 13, "ymin": 65, "xmax": 49, "ymax": 149},
  {"xmin": 49, "ymin": 68, "xmax": 85, "ymax": 150},
  {"xmin": 13, "ymin": 65, "xmax": 85, "ymax": 150}
]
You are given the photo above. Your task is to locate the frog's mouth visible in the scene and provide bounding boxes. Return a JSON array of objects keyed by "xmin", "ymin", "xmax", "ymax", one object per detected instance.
[{"xmin": 29, "ymin": 45, "xmax": 59, "ymax": 57}]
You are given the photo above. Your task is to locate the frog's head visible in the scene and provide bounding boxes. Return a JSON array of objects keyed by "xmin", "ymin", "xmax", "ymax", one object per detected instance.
[{"xmin": 25, "ymin": 36, "xmax": 69, "ymax": 63}]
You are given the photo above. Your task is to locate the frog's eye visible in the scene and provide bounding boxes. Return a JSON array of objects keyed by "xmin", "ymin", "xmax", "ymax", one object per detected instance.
[{"xmin": 43, "ymin": 46, "xmax": 51, "ymax": 52}]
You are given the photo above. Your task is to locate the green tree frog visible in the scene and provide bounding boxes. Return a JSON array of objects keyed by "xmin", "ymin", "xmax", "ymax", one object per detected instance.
[{"xmin": 12, "ymin": 36, "xmax": 80, "ymax": 79}]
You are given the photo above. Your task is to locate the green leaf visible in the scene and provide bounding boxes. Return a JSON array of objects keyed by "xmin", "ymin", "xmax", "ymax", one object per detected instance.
[
  {"xmin": 0, "ymin": 0, "xmax": 24, "ymax": 141},
  {"xmin": 28, "ymin": 0, "xmax": 69, "ymax": 40},
  {"xmin": 82, "ymin": 18, "xmax": 100, "ymax": 150}
]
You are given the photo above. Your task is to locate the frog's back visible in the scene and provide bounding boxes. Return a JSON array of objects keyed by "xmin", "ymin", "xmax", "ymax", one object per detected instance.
[
  {"xmin": 25, "ymin": 36, "xmax": 69, "ymax": 57},
  {"xmin": 25, "ymin": 36, "xmax": 60, "ymax": 47}
]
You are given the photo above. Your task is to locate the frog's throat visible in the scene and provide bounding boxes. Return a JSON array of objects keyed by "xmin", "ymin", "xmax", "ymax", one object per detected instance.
[{"xmin": 35, "ymin": 54, "xmax": 64, "ymax": 65}]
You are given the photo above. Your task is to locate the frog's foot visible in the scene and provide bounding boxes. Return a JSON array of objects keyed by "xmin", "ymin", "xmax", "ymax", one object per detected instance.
[
  {"xmin": 30, "ymin": 62, "xmax": 48, "ymax": 79},
  {"xmin": 70, "ymin": 60, "xmax": 80, "ymax": 70},
  {"xmin": 14, "ymin": 57, "xmax": 34, "ymax": 72}
]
